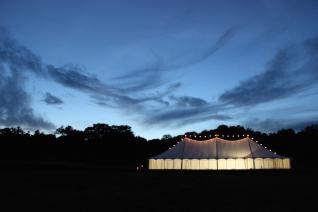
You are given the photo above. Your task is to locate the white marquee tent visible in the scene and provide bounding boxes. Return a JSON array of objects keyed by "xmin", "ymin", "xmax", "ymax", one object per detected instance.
[{"xmin": 149, "ymin": 136, "xmax": 291, "ymax": 170}]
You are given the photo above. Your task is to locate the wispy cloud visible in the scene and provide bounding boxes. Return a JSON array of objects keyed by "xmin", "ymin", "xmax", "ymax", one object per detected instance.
[
  {"xmin": 112, "ymin": 27, "xmax": 237, "ymax": 93},
  {"xmin": 43, "ymin": 92, "xmax": 63, "ymax": 105}
]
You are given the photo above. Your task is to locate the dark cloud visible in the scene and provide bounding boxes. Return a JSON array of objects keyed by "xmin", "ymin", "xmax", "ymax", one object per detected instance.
[
  {"xmin": 43, "ymin": 92, "xmax": 63, "ymax": 105},
  {"xmin": 143, "ymin": 103, "xmax": 230, "ymax": 127},
  {"xmin": 219, "ymin": 39, "xmax": 318, "ymax": 106},
  {"xmin": 0, "ymin": 27, "xmax": 54, "ymax": 130},
  {"xmin": 0, "ymin": 67, "xmax": 55, "ymax": 130},
  {"xmin": 0, "ymin": 27, "xmax": 43, "ymax": 74},
  {"xmin": 245, "ymin": 117, "xmax": 318, "ymax": 132},
  {"xmin": 219, "ymin": 49, "xmax": 293, "ymax": 105},
  {"xmin": 46, "ymin": 65, "xmax": 118, "ymax": 95},
  {"xmin": 169, "ymin": 95, "xmax": 208, "ymax": 107}
]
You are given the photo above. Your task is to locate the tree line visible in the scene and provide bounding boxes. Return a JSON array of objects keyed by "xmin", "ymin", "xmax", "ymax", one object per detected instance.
[{"xmin": 0, "ymin": 123, "xmax": 317, "ymax": 170}]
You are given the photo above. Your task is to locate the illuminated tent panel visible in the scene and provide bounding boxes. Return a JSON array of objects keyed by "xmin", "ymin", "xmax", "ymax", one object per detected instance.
[{"xmin": 149, "ymin": 137, "xmax": 291, "ymax": 170}]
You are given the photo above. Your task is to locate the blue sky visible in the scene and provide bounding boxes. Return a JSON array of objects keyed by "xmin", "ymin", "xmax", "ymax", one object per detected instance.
[{"xmin": 1, "ymin": 0, "xmax": 318, "ymax": 139}]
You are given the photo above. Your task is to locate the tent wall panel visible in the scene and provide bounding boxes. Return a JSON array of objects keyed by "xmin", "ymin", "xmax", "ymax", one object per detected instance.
[
  {"xmin": 235, "ymin": 158, "xmax": 246, "ymax": 169},
  {"xmin": 190, "ymin": 159, "xmax": 200, "ymax": 170},
  {"xmin": 217, "ymin": 159, "xmax": 227, "ymax": 170},
  {"xmin": 173, "ymin": 159, "xmax": 182, "ymax": 169},
  {"xmin": 199, "ymin": 159, "xmax": 209, "ymax": 170},
  {"xmin": 208, "ymin": 159, "xmax": 218, "ymax": 170},
  {"xmin": 247, "ymin": 158, "xmax": 254, "ymax": 169},
  {"xmin": 283, "ymin": 158, "xmax": 291, "ymax": 169},
  {"xmin": 254, "ymin": 158, "xmax": 264, "ymax": 169},
  {"xmin": 263, "ymin": 158, "xmax": 274, "ymax": 169},
  {"xmin": 182, "ymin": 159, "xmax": 191, "ymax": 170},
  {"xmin": 164, "ymin": 159, "xmax": 174, "ymax": 169},
  {"xmin": 226, "ymin": 159, "xmax": 236, "ymax": 170},
  {"xmin": 148, "ymin": 159, "xmax": 155, "ymax": 169},
  {"xmin": 273, "ymin": 158, "xmax": 283, "ymax": 169},
  {"xmin": 157, "ymin": 159, "xmax": 163, "ymax": 169}
]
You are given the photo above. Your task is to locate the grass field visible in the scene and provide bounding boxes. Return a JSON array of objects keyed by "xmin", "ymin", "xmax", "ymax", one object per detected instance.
[{"xmin": 0, "ymin": 161, "xmax": 316, "ymax": 212}]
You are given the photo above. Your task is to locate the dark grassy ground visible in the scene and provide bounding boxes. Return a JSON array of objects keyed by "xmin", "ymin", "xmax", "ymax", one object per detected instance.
[{"xmin": 0, "ymin": 161, "xmax": 316, "ymax": 212}]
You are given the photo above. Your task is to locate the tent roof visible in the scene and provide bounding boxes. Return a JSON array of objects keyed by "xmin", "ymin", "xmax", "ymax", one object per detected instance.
[{"xmin": 151, "ymin": 137, "xmax": 287, "ymax": 159}]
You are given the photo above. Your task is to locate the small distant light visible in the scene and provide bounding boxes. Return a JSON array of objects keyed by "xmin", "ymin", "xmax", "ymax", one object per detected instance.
[
  {"xmin": 136, "ymin": 167, "xmax": 139, "ymax": 170},
  {"xmin": 243, "ymin": 134, "xmax": 245, "ymax": 137},
  {"xmin": 141, "ymin": 165, "xmax": 143, "ymax": 167}
]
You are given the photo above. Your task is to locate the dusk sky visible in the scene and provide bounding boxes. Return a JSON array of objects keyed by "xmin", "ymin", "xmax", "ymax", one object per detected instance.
[{"xmin": 1, "ymin": 0, "xmax": 318, "ymax": 139}]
